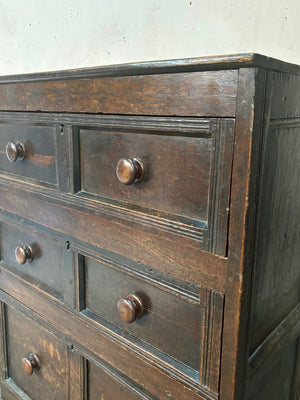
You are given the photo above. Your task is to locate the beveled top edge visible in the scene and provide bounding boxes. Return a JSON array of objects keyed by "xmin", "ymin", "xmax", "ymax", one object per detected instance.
[{"xmin": 0, "ymin": 53, "xmax": 299, "ymax": 83}]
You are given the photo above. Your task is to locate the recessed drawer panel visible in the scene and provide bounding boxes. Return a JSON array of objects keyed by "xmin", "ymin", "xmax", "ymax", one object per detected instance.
[
  {"xmin": 0, "ymin": 220, "xmax": 64, "ymax": 298},
  {"xmin": 79, "ymin": 253, "xmax": 223, "ymax": 387},
  {"xmin": 88, "ymin": 360, "xmax": 151, "ymax": 400},
  {"xmin": 83, "ymin": 256, "xmax": 203, "ymax": 374},
  {"xmin": 4, "ymin": 305, "xmax": 68, "ymax": 399},
  {"xmin": 77, "ymin": 118, "xmax": 234, "ymax": 254},
  {"xmin": 0, "ymin": 122, "xmax": 57, "ymax": 186},
  {"xmin": 79, "ymin": 128, "xmax": 211, "ymax": 221}
]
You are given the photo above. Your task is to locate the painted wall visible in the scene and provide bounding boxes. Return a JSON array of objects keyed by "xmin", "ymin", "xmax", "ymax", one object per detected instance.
[{"xmin": 0, "ymin": 0, "xmax": 299, "ymax": 75}]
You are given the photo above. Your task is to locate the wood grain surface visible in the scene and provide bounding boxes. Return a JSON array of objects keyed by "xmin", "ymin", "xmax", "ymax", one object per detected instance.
[{"xmin": 0, "ymin": 70, "xmax": 238, "ymax": 117}]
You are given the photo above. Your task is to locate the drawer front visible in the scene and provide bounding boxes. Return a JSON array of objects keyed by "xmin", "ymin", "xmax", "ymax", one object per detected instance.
[
  {"xmin": 0, "ymin": 70, "xmax": 238, "ymax": 117},
  {"xmin": 79, "ymin": 253, "xmax": 223, "ymax": 385},
  {"xmin": 88, "ymin": 360, "xmax": 151, "ymax": 400},
  {"xmin": 0, "ymin": 220, "xmax": 64, "ymax": 298},
  {"xmin": 0, "ymin": 122, "xmax": 57, "ymax": 186},
  {"xmin": 3, "ymin": 305, "xmax": 68, "ymax": 399},
  {"xmin": 76, "ymin": 118, "xmax": 234, "ymax": 254},
  {"xmin": 79, "ymin": 128, "xmax": 211, "ymax": 221}
]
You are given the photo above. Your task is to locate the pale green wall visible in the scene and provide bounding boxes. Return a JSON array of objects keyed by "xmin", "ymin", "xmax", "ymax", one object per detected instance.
[{"xmin": 0, "ymin": 0, "xmax": 299, "ymax": 75}]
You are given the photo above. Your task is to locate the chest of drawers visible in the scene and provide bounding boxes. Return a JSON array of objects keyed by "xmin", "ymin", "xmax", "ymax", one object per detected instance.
[{"xmin": 0, "ymin": 54, "xmax": 299, "ymax": 400}]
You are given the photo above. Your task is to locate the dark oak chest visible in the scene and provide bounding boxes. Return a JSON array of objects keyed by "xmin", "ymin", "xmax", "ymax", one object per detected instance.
[{"xmin": 0, "ymin": 54, "xmax": 299, "ymax": 400}]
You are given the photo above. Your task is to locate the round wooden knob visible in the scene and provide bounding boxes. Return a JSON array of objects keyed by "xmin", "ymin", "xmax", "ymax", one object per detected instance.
[
  {"xmin": 6, "ymin": 142, "xmax": 26, "ymax": 162},
  {"xmin": 116, "ymin": 158, "xmax": 145, "ymax": 185},
  {"xmin": 117, "ymin": 294, "xmax": 144, "ymax": 323},
  {"xmin": 22, "ymin": 353, "xmax": 40, "ymax": 375},
  {"xmin": 15, "ymin": 245, "xmax": 34, "ymax": 265}
]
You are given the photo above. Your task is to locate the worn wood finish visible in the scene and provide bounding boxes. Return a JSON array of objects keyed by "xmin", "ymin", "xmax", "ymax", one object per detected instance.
[
  {"xmin": 0, "ymin": 54, "xmax": 299, "ymax": 85},
  {"xmin": 0, "ymin": 271, "xmax": 219, "ymax": 400},
  {"xmin": 0, "ymin": 54, "xmax": 299, "ymax": 400},
  {"xmin": 246, "ymin": 341, "xmax": 298, "ymax": 400},
  {"xmin": 78, "ymin": 118, "xmax": 234, "ymax": 247},
  {"xmin": 248, "ymin": 304, "xmax": 300, "ymax": 376},
  {"xmin": 0, "ymin": 219, "xmax": 64, "ymax": 297},
  {"xmin": 219, "ymin": 68, "xmax": 263, "ymax": 400},
  {"xmin": 270, "ymin": 72, "xmax": 300, "ymax": 119},
  {"xmin": 4, "ymin": 305, "xmax": 69, "ymax": 399},
  {"xmin": 249, "ymin": 120, "xmax": 300, "ymax": 352},
  {"xmin": 0, "ymin": 184, "xmax": 227, "ymax": 292},
  {"xmin": 0, "ymin": 122, "xmax": 57, "ymax": 187},
  {"xmin": 80, "ymin": 126, "xmax": 212, "ymax": 221},
  {"xmin": 0, "ymin": 70, "xmax": 238, "ymax": 117},
  {"xmin": 83, "ymin": 255, "xmax": 205, "ymax": 374},
  {"xmin": 0, "ymin": 113, "xmax": 234, "ymax": 252},
  {"xmin": 291, "ymin": 339, "xmax": 300, "ymax": 400},
  {"xmin": 87, "ymin": 360, "xmax": 154, "ymax": 400}
]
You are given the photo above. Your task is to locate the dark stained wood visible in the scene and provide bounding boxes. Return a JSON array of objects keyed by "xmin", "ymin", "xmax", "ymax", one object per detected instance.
[
  {"xmin": 246, "ymin": 341, "xmax": 298, "ymax": 400},
  {"xmin": 291, "ymin": 339, "xmax": 300, "ymax": 400},
  {"xmin": 249, "ymin": 119, "xmax": 300, "ymax": 352},
  {"xmin": 69, "ymin": 350, "xmax": 86, "ymax": 400},
  {"xmin": 0, "ymin": 302, "xmax": 8, "ymax": 382},
  {"xmin": 219, "ymin": 68, "xmax": 268, "ymax": 400},
  {"xmin": 0, "ymin": 272, "xmax": 219, "ymax": 400},
  {"xmin": 0, "ymin": 113, "xmax": 233, "ymax": 252},
  {"xmin": 0, "ymin": 122, "xmax": 57, "ymax": 187},
  {"xmin": 248, "ymin": 304, "xmax": 300, "ymax": 374},
  {"xmin": 0, "ymin": 54, "xmax": 299, "ymax": 400},
  {"xmin": 270, "ymin": 72, "xmax": 300, "ymax": 119},
  {"xmin": 87, "ymin": 360, "xmax": 153, "ymax": 400},
  {"xmin": 79, "ymin": 126, "xmax": 212, "ymax": 221},
  {"xmin": 208, "ymin": 118, "xmax": 235, "ymax": 255},
  {"xmin": 83, "ymin": 254, "xmax": 206, "ymax": 373},
  {"xmin": 0, "ymin": 184, "xmax": 227, "ymax": 292},
  {"xmin": 5, "ymin": 305, "xmax": 69, "ymax": 399},
  {"xmin": 1, "ymin": 378, "xmax": 33, "ymax": 399},
  {"xmin": 199, "ymin": 289, "xmax": 224, "ymax": 393},
  {"xmin": 0, "ymin": 54, "xmax": 299, "ymax": 85},
  {"xmin": 0, "ymin": 219, "xmax": 65, "ymax": 297},
  {"xmin": 0, "ymin": 70, "xmax": 238, "ymax": 117}
]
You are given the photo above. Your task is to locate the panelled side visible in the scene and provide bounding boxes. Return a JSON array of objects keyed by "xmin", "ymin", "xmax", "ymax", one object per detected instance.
[{"xmin": 247, "ymin": 71, "xmax": 300, "ymax": 400}]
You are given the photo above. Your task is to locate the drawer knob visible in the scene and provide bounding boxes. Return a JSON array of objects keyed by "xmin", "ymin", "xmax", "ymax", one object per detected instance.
[
  {"xmin": 6, "ymin": 141, "xmax": 26, "ymax": 162},
  {"xmin": 22, "ymin": 353, "xmax": 40, "ymax": 375},
  {"xmin": 117, "ymin": 294, "xmax": 144, "ymax": 323},
  {"xmin": 15, "ymin": 245, "xmax": 34, "ymax": 265},
  {"xmin": 116, "ymin": 158, "xmax": 145, "ymax": 185}
]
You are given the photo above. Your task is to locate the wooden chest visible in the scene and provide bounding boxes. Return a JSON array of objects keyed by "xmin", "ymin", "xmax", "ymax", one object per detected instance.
[{"xmin": 0, "ymin": 54, "xmax": 299, "ymax": 400}]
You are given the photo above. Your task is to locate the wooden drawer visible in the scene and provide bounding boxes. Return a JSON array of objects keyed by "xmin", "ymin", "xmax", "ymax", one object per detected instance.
[
  {"xmin": 87, "ymin": 359, "xmax": 156, "ymax": 400},
  {"xmin": 76, "ymin": 118, "xmax": 234, "ymax": 254},
  {"xmin": 79, "ymin": 126, "xmax": 211, "ymax": 221},
  {"xmin": 2, "ymin": 305, "xmax": 69, "ymax": 400},
  {"xmin": 78, "ymin": 253, "xmax": 223, "ymax": 387},
  {"xmin": 78, "ymin": 120, "xmax": 233, "ymax": 223},
  {"xmin": 0, "ymin": 122, "xmax": 57, "ymax": 187},
  {"xmin": 0, "ymin": 219, "xmax": 64, "ymax": 299}
]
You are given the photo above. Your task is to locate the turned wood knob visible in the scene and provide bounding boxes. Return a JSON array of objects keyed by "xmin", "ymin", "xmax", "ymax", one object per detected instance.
[
  {"xmin": 117, "ymin": 294, "xmax": 144, "ymax": 323},
  {"xmin": 15, "ymin": 245, "xmax": 34, "ymax": 265},
  {"xmin": 22, "ymin": 353, "xmax": 40, "ymax": 375},
  {"xmin": 6, "ymin": 142, "xmax": 26, "ymax": 162},
  {"xmin": 116, "ymin": 158, "xmax": 145, "ymax": 185}
]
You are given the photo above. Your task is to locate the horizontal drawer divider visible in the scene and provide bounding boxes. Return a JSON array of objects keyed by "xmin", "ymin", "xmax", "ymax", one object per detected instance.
[
  {"xmin": 0, "ymin": 180, "xmax": 227, "ymax": 292},
  {"xmin": 0, "ymin": 112, "xmax": 212, "ymax": 136},
  {"xmin": 0, "ymin": 209, "xmax": 203, "ymax": 302}
]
